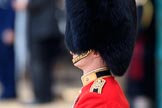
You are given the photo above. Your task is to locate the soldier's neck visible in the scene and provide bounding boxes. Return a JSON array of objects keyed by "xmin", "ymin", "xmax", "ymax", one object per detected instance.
[{"xmin": 82, "ymin": 62, "xmax": 107, "ymax": 75}]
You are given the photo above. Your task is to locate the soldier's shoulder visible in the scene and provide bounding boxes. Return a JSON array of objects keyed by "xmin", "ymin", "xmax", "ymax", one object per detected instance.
[{"xmin": 89, "ymin": 78, "xmax": 106, "ymax": 94}]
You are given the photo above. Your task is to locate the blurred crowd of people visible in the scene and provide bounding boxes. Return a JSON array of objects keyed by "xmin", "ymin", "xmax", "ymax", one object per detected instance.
[
  {"xmin": 0, "ymin": 0, "xmax": 65, "ymax": 104},
  {"xmin": 0, "ymin": 0, "xmax": 158, "ymax": 107},
  {"xmin": 127, "ymin": 0, "xmax": 155, "ymax": 108}
]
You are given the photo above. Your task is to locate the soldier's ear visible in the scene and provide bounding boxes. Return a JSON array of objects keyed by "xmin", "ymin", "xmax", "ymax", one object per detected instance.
[{"xmin": 93, "ymin": 51, "xmax": 100, "ymax": 58}]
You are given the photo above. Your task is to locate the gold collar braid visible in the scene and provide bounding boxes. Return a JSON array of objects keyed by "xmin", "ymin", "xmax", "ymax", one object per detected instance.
[
  {"xmin": 72, "ymin": 50, "xmax": 92, "ymax": 64},
  {"xmin": 81, "ymin": 67, "xmax": 111, "ymax": 86}
]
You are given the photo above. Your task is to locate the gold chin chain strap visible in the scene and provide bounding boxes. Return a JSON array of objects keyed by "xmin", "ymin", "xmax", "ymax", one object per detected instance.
[{"xmin": 72, "ymin": 50, "xmax": 92, "ymax": 64}]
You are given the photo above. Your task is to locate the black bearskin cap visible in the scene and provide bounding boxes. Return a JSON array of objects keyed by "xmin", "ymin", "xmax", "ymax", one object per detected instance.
[{"xmin": 65, "ymin": 0, "xmax": 137, "ymax": 76}]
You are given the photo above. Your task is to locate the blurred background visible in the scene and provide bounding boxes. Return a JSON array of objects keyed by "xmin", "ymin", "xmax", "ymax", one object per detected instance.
[{"xmin": 0, "ymin": 0, "xmax": 161, "ymax": 108}]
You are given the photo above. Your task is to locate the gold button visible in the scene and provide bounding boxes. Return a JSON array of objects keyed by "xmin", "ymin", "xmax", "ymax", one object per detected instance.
[{"xmin": 86, "ymin": 78, "xmax": 89, "ymax": 81}]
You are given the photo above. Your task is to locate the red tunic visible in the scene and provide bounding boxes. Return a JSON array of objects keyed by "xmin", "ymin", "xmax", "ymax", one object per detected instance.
[{"xmin": 74, "ymin": 76, "xmax": 129, "ymax": 108}]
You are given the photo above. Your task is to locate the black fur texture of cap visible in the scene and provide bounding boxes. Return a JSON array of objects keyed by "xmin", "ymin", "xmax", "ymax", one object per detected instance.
[{"xmin": 65, "ymin": 0, "xmax": 137, "ymax": 76}]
